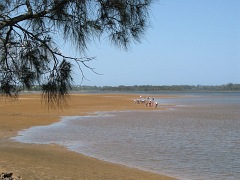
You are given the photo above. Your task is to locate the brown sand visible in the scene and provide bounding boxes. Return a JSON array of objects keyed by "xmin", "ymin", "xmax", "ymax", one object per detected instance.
[{"xmin": 0, "ymin": 93, "xmax": 177, "ymax": 180}]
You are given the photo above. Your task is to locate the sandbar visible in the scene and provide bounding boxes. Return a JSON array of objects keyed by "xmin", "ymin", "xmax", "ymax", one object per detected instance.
[{"xmin": 0, "ymin": 93, "xmax": 177, "ymax": 179}]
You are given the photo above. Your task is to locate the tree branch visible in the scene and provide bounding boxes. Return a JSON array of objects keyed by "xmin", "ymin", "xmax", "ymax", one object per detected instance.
[{"xmin": 0, "ymin": 0, "xmax": 69, "ymax": 29}]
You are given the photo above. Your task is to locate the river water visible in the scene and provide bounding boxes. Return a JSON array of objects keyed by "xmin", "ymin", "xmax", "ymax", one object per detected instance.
[{"xmin": 13, "ymin": 93, "xmax": 240, "ymax": 179}]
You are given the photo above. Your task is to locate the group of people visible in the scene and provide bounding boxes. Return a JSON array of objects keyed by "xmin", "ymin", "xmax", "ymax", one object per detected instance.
[{"xmin": 133, "ymin": 96, "xmax": 158, "ymax": 108}]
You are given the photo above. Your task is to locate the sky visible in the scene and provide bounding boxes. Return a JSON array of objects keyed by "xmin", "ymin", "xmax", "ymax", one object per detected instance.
[{"xmin": 64, "ymin": 0, "xmax": 240, "ymax": 86}]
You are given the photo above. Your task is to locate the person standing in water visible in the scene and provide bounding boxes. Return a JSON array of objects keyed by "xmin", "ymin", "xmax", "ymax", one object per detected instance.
[{"xmin": 155, "ymin": 101, "xmax": 158, "ymax": 108}]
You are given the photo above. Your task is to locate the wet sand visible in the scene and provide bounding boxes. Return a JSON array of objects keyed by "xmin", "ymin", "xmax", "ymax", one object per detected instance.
[{"xmin": 0, "ymin": 93, "xmax": 176, "ymax": 179}]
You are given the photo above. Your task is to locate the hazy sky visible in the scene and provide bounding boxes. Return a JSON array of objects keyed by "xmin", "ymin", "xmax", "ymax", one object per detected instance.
[{"xmin": 64, "ymin": 0, "xmax": 240, "ymax": 86}]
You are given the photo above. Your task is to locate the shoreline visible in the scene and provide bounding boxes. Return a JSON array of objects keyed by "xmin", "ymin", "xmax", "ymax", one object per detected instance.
[{"xmin": 0, "ymin": 93, "xmax": 177, "ymax": 179}]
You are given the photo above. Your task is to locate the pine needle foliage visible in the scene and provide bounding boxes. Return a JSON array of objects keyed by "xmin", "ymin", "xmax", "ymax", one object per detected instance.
[{"xmin": 0, "ymin": 0, "xmax": 152, "ymax": 107}]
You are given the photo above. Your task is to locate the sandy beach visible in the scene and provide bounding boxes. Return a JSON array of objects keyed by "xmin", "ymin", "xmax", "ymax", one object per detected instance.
[{"xmin": 0, "ymin": 93, "xmax": 177, "ymax": 180}]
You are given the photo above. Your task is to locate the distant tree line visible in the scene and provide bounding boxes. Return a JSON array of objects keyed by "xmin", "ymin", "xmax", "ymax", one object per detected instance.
[{"xmin": 27, "ymin": 83, "xmax": 240, "ymax": 92}]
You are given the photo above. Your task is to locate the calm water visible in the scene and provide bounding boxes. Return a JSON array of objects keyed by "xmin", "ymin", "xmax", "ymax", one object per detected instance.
[{"xmin": 13, "ymin": 93, "xmax": 240, "ymax": 180}]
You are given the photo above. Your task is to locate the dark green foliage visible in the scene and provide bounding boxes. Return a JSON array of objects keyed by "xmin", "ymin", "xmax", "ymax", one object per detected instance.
[
  {"xmin": 0, "ymin": 0, "xmax": 152, "ymax": 107},
  {"xmin": 72, "ymin": 84, "xmax": 240, "ymax": 92},
  {"xmin": 42, "ymin": 59, "xmax": 73, "ymax": 108}
]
